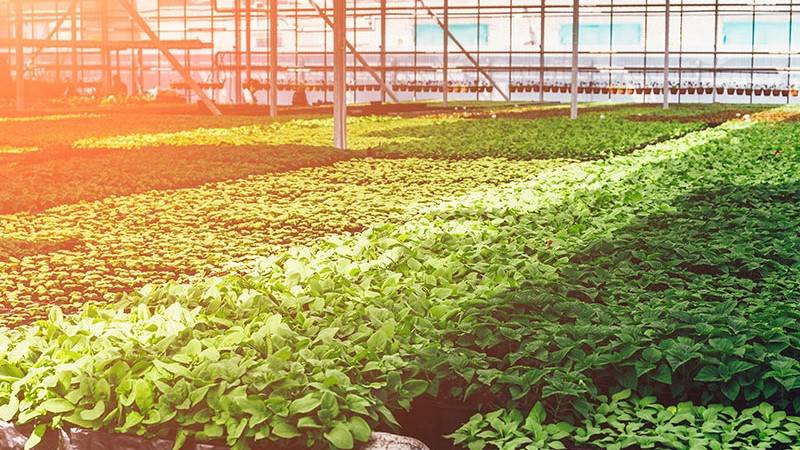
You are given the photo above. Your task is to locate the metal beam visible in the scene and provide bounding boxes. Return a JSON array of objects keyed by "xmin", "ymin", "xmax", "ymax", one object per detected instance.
[
  {"xmin": 443, "ymin": 0, "xmax": 448, "ymax": 106},
  {"xmin": 380, "ymin": 0, "xmax": 387, "ymax": 103},
  {"xmin": 308, "ymin": 0, "xmax": 400, "ymax": 103},
  {"xmin": 663, "ymin": 0, "xmax": 669, "ymax": 109},
  {"xmin": 101, "ymin": 0, "xmax": 112, "ymax": 93},
  {"xmin": 25, "ymin": 0, "xmax": 77, "ymax": 70},
  {"xmin": 15, "ymin": 0, "xmax": 24, "ymax": 111},
  {"xmin": 418, "ymin": 0, "xmax": 509, "ymax": 101},
  {"xmin": 116, "ymin": 0, "xmax": 222, "ymax": 115},
  {"xmin": 0, "ymin": 39, "xmax": 211, "ymax": 50},
  {"xmin": 570, "ymin": 0, "xmax": 578, "ymax": 119},
  {"xmin": 539, "ymin": 0, "xmax": 545, "ymax": 103},
  {"xmin": 333, "ymin": 0, "xmax": 346, "ymax": 149},
  {"xmin": 269, "ymin": 0, "xmax": 278, "ymax": 117},
  {"xmin": 234, "ymin": 0, "xmax": 242, "ymax": 104},
  {"xmin": 711, "ymin": 0, "xmax": 718, "ymax": 103}
]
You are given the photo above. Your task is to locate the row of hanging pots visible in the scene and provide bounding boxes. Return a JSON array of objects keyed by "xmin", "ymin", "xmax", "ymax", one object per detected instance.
[{"xmin": 506, "ymin": 84, "xmax": 800, "ymax": 97}]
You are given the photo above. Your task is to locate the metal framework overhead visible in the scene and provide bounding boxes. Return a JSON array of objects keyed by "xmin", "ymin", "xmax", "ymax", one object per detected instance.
[{"xmin": 2, "ymin": 0, "xmax": 800, "ymax": 141}]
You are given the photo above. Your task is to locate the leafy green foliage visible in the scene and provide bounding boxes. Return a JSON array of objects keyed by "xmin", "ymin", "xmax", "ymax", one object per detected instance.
[
  {"xmin": 0, "ymin": 145, "xmax": 358, "ymax": 214},
  {"xmin": 0, "ymin": 157, "xmax": 560, "ymax": 326},
  {"xmin": 451, "ymin": 395, "xmax": 800, "ymax": 450},
  {"xmin": 1, "ymin": 107, "xmax": 799, "ymax": 449},
  {"xmin": 448, "ymin": 403, "xmax": 573, "ymax": 450},
  {"xmin": 69, "ymin": 105, "xmax": 744, "ymax": 160}
]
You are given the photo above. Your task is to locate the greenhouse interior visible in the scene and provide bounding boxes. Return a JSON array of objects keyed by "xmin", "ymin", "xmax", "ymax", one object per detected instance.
[{"xmin": 1, "ymin": 0, "xmax": 800, "ymax": 449}]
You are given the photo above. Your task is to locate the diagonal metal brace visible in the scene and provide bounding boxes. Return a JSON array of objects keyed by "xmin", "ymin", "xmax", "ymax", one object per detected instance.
[
  {"xmin": 116, "ymin": 0, "xmax": 222, "ymax": 115},
  {"xmin": 417, "ymin": 0, "xmax": 509, "ymax": 101},
  {"xmin": 26, "ymin": 0, "xmax": 77, "ymax": 71},
  {"xmin": 308, "ymin": 0, "xmax": 400, "ymax": 103}
]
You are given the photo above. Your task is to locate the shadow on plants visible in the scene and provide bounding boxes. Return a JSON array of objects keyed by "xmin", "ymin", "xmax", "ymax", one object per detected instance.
[{"xmin": 552, "ymin": 179, "xmax": 800, "ymax": 410}]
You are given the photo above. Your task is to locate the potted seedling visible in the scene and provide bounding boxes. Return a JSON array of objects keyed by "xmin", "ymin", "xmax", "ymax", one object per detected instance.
[
  {"xmin": 791, "ymin": 86, "xmax": 798, "ymax": 96},
  {"xmin": 745, "ymin": 86, "xmax": 753, "ymax": 95}
]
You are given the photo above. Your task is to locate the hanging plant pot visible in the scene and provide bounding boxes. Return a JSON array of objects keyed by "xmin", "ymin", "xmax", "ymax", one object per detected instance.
[
  {"xmin": 791, "ymin": 88, "xmax": 799, "ymax": 97},
  {"xmin": 679, "ymin": 88, "xmax": 687, "ymax": 94},
  {"xmin": 559, "ymin": 86, "xmax": 568, "ymax": 93},
  {"xmin": 716, "ymin": 87, "xmax": 724, "ymax": 95},
  {"xmin": 592, "ymin": 87, "xmax": 601, "ymax": 94},
  {"xmin": 727, "ymin": 87, "xmax": 735, "ymax": 95},
  {"xmin": 687, "ymin": 87, "xmax": 696, "ymax": 94},
  {"xmin": 635, "ymin": 87, "xmax": 643, "ymax": 94},
  {"xmin": 529, "ymin": 85, "xmax": 537, "ymax": 92},
  {"xmin": 601, "ymin": 87, "xmax": 609, "ymax": 94},
  {"xmin": 625, "ymin": 87, "xmax": 635, "ymax": 94},
  {"xmin": 705, "ymin": 87, "xmax": 714, "ymax": 94},
  {"xmin": 773, "ymin": 89, "xmax": 781, "ymax": 96},
  {"xmin": 653, "ymin": 87, "xmax": 662, "ymax": 95},
  {"xmin": 670, "ymin": 87, "xmax": 679, "ymax": 94},
  {"xmin": 543, "ymin": 85, "xmax": 552, "ymax": 93},
  {"xmin": 469, "ymin": 86, "xmax": 479, "ymax": 93},
  {"xmin": 754, "ymin": 88, "xmax": 763, "ymax": 96},
  {"xmin": 643, "ymin": 87, "xmax": 653, "ymax": 94},
  {"xmin": 764, "ymin": 89, "xmax": 772, "ymax": 96},
  {"xmin": 736, "ymin": 88, "xmax": 745, "ymax": 95},
  {"xmin": 782, "ymin": 89, "xmax": 790, "ymax": 96}
]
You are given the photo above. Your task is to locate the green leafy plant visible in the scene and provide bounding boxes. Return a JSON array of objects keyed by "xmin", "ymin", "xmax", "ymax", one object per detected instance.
[
  {"xmin": 448, "ymin": 403, "xmax": 573, "ymax": 450},
  {"xmin": 1, "ymin": 107, "xmax": 799, "ymax": 450}
]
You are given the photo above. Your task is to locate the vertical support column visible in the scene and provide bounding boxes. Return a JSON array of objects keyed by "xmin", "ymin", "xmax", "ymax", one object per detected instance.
[
  {"xmin": 14, "ymin": 0, "xmax": 24, "ymax": 111},
  {"xmin": 748, "ymin": 4, "xmax": 755, "ymax": 105},
  {"xmin": 641, "ymin": 0, "xmax": 646, "ymax": 102},
  {"xmin": 711, "ymin": 0, "xmax": 718, "ymax": 103},
  {"xmin": 333, "ymin": 0, "xmax": 346, "ymax": 149},
  {"xmin": 538, "ymin": 0, "xmax": 545, "ymax": 103},
  {"xmin": 71, "ymin": 0, "xmax": 78, "ymax": 84},
  {"xmin": 380, "ymin": 0, "xmax": 386, "ymax": 103},
  {"xmin": 234, "ymin": 0, "xmax": 242, "ymax": 103},
  {"xmin": 788, "ymin": 2, "xmax": 793, "ymax": 105},
  {"xmin": 269, "ymin": 0, "xmax": 278, "ymax": 117},
  {"xmin": 245, "ymin": 0, "xmax": 252, "ymax": 86},
  {"xmin": 608, "ymin": 0, "xmax": 613, "ymax": 101},
  {"xmin": 442, "ymin": 0, "xmax": 448, "ymax": 106},
  {"xmin": 130, "ymin": 0, "xmax": 137, "ymax": 95},
  {"xmin": 507, "ymin": 0, "xmax": 512, "ymax": 101},
  {"xmin": 663, "ymin": 0, "xmax": 669, "ymax": 110},
  {"xmin": 101, "ymin": 0, "xmax": 112, "ymax": 93},
  {"xmin": 569, "ymin": 0, "xmax": 578, "ymax": 119},
  {"xmin": 677, "ymin": 1, "xmax": 683, "ymax": 104}
]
